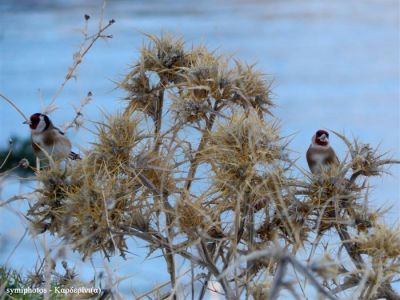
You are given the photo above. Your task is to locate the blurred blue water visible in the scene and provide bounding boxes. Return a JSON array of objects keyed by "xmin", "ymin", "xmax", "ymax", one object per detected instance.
[{"xmin": 0, "ymin": 0, "xmax": 399, "ymax": 296}]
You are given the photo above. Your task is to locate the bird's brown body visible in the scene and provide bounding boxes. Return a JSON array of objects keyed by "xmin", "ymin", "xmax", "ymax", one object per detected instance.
[
  {"xmin": 306, "ymin": 144, "xmax": 339, "ymax": 174},
  {"xmin": 26, "ymin": 113, "xmax": 79, "ymax": 162},
  {"xmin": 31, "ymin": 123, "xmax": 72, "ymax": 161},
  {"xmin": 306, "ymin": 130, "xmax": 339, "ymax": 174}
]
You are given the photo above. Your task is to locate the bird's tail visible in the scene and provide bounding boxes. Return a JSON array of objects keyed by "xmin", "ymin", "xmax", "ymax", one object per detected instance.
[{"xmin": 68, "ymin": 151, "xmax": 81, "ymax": 160}]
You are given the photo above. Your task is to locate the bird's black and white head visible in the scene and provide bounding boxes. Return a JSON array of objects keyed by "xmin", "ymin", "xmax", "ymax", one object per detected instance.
[
  {"xmin": 312, "ymin": 129, "xmax": 330, "ymax": 147},
  {"xmin": 25, "ymin": 113, "xmax": 51, "ymax": 133}
]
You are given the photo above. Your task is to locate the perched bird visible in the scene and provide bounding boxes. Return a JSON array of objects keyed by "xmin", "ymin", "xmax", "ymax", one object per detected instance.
[
  {"xmin": 24, "ymin": 113, "xmax": 80, "ymax": 162},
  {"xmin": 306, "ymin": 129, "xmax": 339, "ymax": 174}
]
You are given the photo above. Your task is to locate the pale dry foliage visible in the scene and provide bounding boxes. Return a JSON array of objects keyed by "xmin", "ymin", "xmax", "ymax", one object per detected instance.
[{"xmin": 1, "ymin": 34, "xmax": 400, "ymax": 300}]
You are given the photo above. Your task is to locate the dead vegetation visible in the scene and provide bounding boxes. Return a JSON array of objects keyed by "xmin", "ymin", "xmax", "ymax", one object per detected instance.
[{"xmin": 1, "ymin": 32, "xmax": 399, "ymax": 300}]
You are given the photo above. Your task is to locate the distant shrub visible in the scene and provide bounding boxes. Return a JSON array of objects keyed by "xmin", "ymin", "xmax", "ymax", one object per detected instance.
[{"xmin": 0, "ymin": 136, "xmax": 35, "ymax": 176}]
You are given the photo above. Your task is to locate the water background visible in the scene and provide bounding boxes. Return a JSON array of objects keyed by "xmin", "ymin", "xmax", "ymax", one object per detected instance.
[{"xmin": 0, "ymin": 0, "xmax": 399, "ymax": 297}]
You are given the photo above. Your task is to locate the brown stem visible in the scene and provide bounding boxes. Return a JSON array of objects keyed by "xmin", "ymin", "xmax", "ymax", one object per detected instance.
[
  {"xmin": 152, "ymin": 89, "xmax": 177, "ymax": 298},
  {"xmin": 334, "ymin": 223, "xmax": 364, "ymax": 269},
  {"xmin": 245, "ymin": 204, "xmax": 255, "ymax": 290},
  {"xmin": 198, "ymin": 272, "xmax": 212, "ymax": 300},
  {"xmin": 154, "ymin": 87, "xmax": 164, "ymax": 152},
  {"xmin": 288, "ymin": 256, "xmax": 337, "ymax": 300},
  {"xmin": 334, "ymin": 221, "xmax": 398, "ymax": 297},
  {"xmin": 246, "ymin": 205, "xmax": 255, "ymax": 250},
  {"xmin": 185, "ymin": 100, "xmax": 220, "ymax": 191},
  {"xmin": 332, "ymin": 277, "xmax": 400, "ymax": 300},
  {"xmin": 199, "ymin": 240, "xmax": 235, "ymax": 299},
  {"xmin": 117, "ymin": 226, "xmax": 205, "ymax": 266},
  {"xmin": 140, "ymin": 166, "xmax": 177, "ymax": 296},
  {"xmin": 268, "ymin": 257, "xmax": 288, "ymax": 300},
  {"xmin": 376, "ymin": 283, "xmax": 400, "ymax": 300},
  {"xmin": 137, "ymin": 146, "xmax": 177, "ymax": 292},
  {"xmin": 163, "ymin": 211, "xmax": 176, "ymax": 299}
]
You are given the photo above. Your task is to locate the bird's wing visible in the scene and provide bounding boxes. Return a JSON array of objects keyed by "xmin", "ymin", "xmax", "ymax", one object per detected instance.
[
  {"xmin": 69, "ymin": 151, "xmax": 81, "ymax": 160},
  {"xmin": 43, "ymin": 129, "xmax": 71, "ymax": 155},
  {"xmin": 54, "ymin": 126, "xmax": 65, "ymax": 135},
  {"xmin": 327, "ymin": 147, "xmax": 340, "ymax": 165},
  {"xmin": 50, "ymin": 128, "xmax": 80, "ymax": 160},
  {"xmin": 306, "ymin": 145, "xmax": 314, "ymax": 172}
]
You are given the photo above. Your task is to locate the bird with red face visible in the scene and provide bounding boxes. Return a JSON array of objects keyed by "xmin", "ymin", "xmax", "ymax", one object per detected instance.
[
  {"xmin": 24, "ymin": 113, "xmax": 80, "ymax": 162},
  {"xmin": 306, "ymin": 129, "xmax": 339, "ymax": 174}
]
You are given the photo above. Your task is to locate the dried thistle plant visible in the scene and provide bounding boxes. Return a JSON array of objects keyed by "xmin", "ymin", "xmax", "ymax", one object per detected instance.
[
  {"xmin": 4, "ymin": 32, "xmax": 398, "ymax": 300},
  {"xmin": 204, "ymin": 112, "xmax": 283, "ymax": 194}
]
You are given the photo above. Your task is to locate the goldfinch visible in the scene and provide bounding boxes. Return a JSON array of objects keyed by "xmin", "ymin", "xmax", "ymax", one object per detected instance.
[
  {"xmin": 306, "ymin": 129, "xmax": 339, "ymax": 174},
  {"xmin": 24, "ymin": 113, "xmax": 80, "ymax": 162}
]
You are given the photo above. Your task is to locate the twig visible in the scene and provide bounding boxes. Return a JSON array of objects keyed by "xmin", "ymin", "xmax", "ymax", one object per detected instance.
[
  {"xmin": 101, "ymin": 190, "xmax": 119, "ymax": 257},
  {"xmin": 0, "ymin": 93, "xmax": 30, "ymax": 123},
  {"xmin": 334, "ymin": 223, "xmax": 364, "ymax": 269},
  {"xmin": 0, "ymin": 194, "xmax": 33, "ymax": 207},
  {"xmin": 0, "ymin": 139, "xmax": 13, "ymax": 170},
  {"xmin": 218, "ymin": 248, "xmax": 337, "ymax": 300},
  {"xmin": 150, "ymin": 89, "xmax": 178, "ymax": 298},
  {"xmin": 62, "ymin": 91, "xmax": 92, "ymax": 132},
  {"xmin": 198, "ymin": 272, "xmax": 212, "ymax": 300},
  {"xmin": 199, "ymin": 240, "xmax": 235, "ymax": 299},
  {"xmin": 47, "ymin": 16, "xmax": 114, "ymax": 108},
  {"xmin": 268, "ymin": 257, "xmax": 289, "ymax": 300},
  {"xmin": 185, "ymin": 100, "xmax": 220, "ymax": 191},
  {"xmin": 288, "ymin": 256, "xmax": 337, "ymax": 300},
  {"xmin": 153, "ymin": 85, "xmax": 165, "ymax": 152},
  {"xmin": 116, "ymin": 226, "xmax": 205, "ymax": 267},
  {"xmin": 135, "ymin": 269, "xmax": 191, "ymax": 300},
  {"xmin": 5, "ymin": 228, "xmax": 28, "ymax": 266},
  {"xmin": 376, "ymin": 283, "xmax": 400, "ymax": 300}
]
